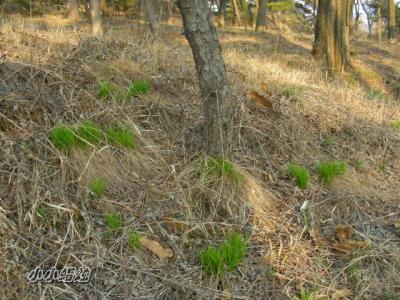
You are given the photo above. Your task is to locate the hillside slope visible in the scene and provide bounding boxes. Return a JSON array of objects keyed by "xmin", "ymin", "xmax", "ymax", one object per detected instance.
[{"xmin": 1, "ymin": 15, "xmax": 400, "ymax": 299}]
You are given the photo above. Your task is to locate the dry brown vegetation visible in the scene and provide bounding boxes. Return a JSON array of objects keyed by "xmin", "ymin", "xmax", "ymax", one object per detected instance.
[{"xmin": 1, "ymin": 14, "xmax": 400, "ymax": 299}]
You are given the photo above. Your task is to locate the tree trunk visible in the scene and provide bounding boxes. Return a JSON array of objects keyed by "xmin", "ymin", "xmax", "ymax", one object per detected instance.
[
  {"xmin": 89, "ymin": 0, "xmax": 103, "ymax": 37},
  {"xmin": 178, "ymin": 0, "xmax": 235, "ymax": 157},
  {"xmin": 376, "ymin": 1, "xmax": 382, "ymax": 43},
  {"xmin": 313, "ymin": 0, "xmax": 352, "ymax": 73},
  {"xmin": 388, "ymin": 0, "xmax": 396, "ymax": 42},
  {"xmin": 144, "ymin": 0, "xmax": 160, "ymax": 33},
  {"xmin": 218, "ymin": 0, "xmax": 226, "ymax": 27},
  {"xmin": 82, "ymin": 0, "xmax": 90, "ymax": 17},
  {"xmin": 353, "ymin": 0, "xmax": 360, "ymax": 34},
  {"xmin": 255, "ymin": 0, "xmax": 266, "ymax": 32},
  {"xmin": 67, "ymin": 0, "xmax": 80, "ymax": 19},
  {"xmin": 232, "ymin": 0, "xmax": 241, "ymax": 27}
]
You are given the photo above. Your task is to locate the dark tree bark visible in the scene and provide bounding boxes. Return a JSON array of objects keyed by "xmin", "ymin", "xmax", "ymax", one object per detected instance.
[
  {"xmin": 388, "ymin": 0, "xmax": 396, "ymax": 42},
  {"xmin": 178, "ymin": 0, "xmax": 235, "ymax": 157},
  {"xmin": 89, "ymin": 0, "xmax": 103, "ymax": 37},
  {"xmin": 67, "ymin": 0, "xmax": 80, "ymax": 20},
  {"xmin": 255, "ymin": 0, "xmax": 266, "ymax": 32},
  {"xmin": 313, "ymin": 0, "xmax": 352, "ymax": 73},
  {"xmin": 218, "ymin": 0, "xmax": 226, "ymax": 27}
]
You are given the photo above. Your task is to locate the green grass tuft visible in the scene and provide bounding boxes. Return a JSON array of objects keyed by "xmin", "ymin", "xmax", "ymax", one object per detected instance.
[
  {"xmin": 76, "ymin": 121, "xmax": 104, "ymax": 147},
  {"xmin": 316, "ymin": 160, "xmax": 348, "ymax": 183},
  {"xmin": 105, "ymin": 213, "xmax": 123, "ymax": 231},
  {"xmin": 90, "ymin": 178, "xmax": 106, "ymax": 198},
  {"xmin": 295, "ymin": 289, "xmax": 322, "ymax": 300},
  {"xmin": 287, "ymin": 163, "xmax": 309, "ymax": 189},
  {"xmin": 106, "ymin": 126, "xmax": 138, "ymax": 149},
  {"xmin": 98, "ymin": 80, "xmax": 114, "ymax": 98},
  {"xmin": 199, "ymin": 246, "xmax": 225, "ymax": 277},
  {"xmin": 199, "ymin": 232, "xmax": 247, "ymax": 277},
  {"xmin": 389, "ymin": 120, "xmax": 400, "ymax": 129},
  {"xmin": 127, "ymin": 230, "xmax": 141, "ymax": 250},
  {"xmin": 36, "ymin": 206, "xmax": 51, "ymax": 219},
  {"xmin": 201, "ymin": 157, "xmax": 244, "ymax": 183},
  {"xmin": 128, "ymin": 79, "xmax": 151, "ymax": 96},
  {"xmin": 49, "ymin": 125, "xmax": 75, "ymax": 151},
  {"xmin": 282, "ymin": 85, "xmax": 300, "ymax": 100},
  {"xmin": 220, "ymin": 232, "xmax": 247, "ymax": 271}
]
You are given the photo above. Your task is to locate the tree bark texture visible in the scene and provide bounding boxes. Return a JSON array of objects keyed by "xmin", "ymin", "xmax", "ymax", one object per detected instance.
[
  {"xmin": 255, "ymin": 0, "xmax": 266, "ymax": 32},
  {"xmin": 67, "ymin": 0, "xmax": 80, "ymax": 19},
  {"xmin": 388, "ymin": 0, "xmax": 396, "ymax": 42},
  {"xmin": 313, "ymin": 0, "xmax": 352, "ymax": 73},
  {"xmin": 89, "ymin": 0, "xmax": 103, "ymax": 37},
  {"xmin": 178, "ymin": 0, "xmax": 235, "ymax": 157}
]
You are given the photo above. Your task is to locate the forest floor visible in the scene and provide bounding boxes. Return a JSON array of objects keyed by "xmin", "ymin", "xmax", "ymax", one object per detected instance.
[{"xmin": 1, "ymin": 14, "xmax": 400, "ymax": 300}]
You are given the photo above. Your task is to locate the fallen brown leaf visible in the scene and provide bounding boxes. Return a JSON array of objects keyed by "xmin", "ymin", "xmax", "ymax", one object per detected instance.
[
  {"xmin": 163, "ymin": 217, "xmax": 187, "ymax": 233},
  {"xmin": 331, "ymin": 288, "xmax": 353, "ymax": 300},
  {"xmin": 140, "ymin": 237, "xmax": 173, "ymax": 260},
  {"xmin": 245, "ymin": 91, "xmax": 274, "ymax": 109}
]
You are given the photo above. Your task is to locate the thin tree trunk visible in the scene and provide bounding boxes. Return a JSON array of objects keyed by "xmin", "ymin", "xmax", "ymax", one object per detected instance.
[
  {"xmin": 82, "ymin": 0, "xmax": 90, "ymax": 17},
  {"xmin": 313, "ymin": 0, "xmax": 352, "ymax": 73},
  {"xmin": 144, "ymin": 0, "xmax": 160, "ymax": 33},
  {"xmin": 178, "ymin": 0, "xmax": 235, "ymax": 157},
  {"xmin": 232, "ymin": 0, "xmax": 241, "ymax": 27},
  {"xmin": 388, "ymin": 0, "xmax": 396, "ymax": 42},
  {"xmin": 89, "ymin": 0, "xmax": 103, "ymax": 37},
  {"xmin": 67, "ymin": 0, "xmax": 80, "ymax": 19},
  {"xmin": 218, "ymin": 0, "xmax": 226, "ymax": 27},
  {"xmin": 376, "ymin": 1, "xmax": 382, "ymax": 43},
  {"xmin": 255, "ymin": 0, "xmax": 266, "ymax": 32}
]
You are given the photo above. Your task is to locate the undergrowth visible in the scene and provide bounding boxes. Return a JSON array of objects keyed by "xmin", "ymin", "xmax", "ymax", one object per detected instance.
[
  {"xmin": 127, "ymin": 230, "xmax": 141, "ymax": 250},
  {"xmin": 50, "ymin": 122, "xmax": 137, "ymax": 151},
  {"xmin": 317, "ymin": 161, "xmax": 348, "ymax": 183},
  {"xmin": 287, "ymin": 163, "xmax": 309, "ymax": 189},
  {"xmin": 199, "ymin": 232, "xmax": 247, "ymax": 277},
  {"xmin": 200, "ymin": 157, "xmax": 244, "ymax": 184},
  {"xmin": 49, "ymin": 125, "xmax": 75, "ymax": 151},
  {"xmin": 90, "ymin": 178, "xmax": 106, "ymax": 198},
  {"xmin": 106, "ymin": 125, "xmax": 138, "ymax": 149}
]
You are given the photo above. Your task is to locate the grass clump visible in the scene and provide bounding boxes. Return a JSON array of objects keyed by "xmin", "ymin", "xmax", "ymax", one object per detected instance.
[
  {"xmin": 49, "ymin": 125, "xmax": 75, "ymax": 151},
  {"xmin": 220, "ymin": 232, "xmax": 247, "ymax": 271},
  {"xmin": 128, "ymin": 79, "xmax": 150, "ymax": 96},
  {"xmin": 201, "ymin": 157, "xmax": 244, "ymax": 184},
  {"xmin": 295, "ymin": 289, "xmax": 323, "ymax": 300},
  {"xmin": 199, "ymin": 232, "xmax": 247, "ymax": 277},
  {"xmin": 105, "ymin": 213, "xmax": 123, "ymax": 231},
  {"xmin": 36, "ymin": 206, "xmax": 51, "ymax": 220},
  {"xmin": 76, "ymin": 121, "xmax": 104, "ymax": 147},
  {"xmin": 287, "ymin": 163, "xmax": 309, "ymax": 189},
  {"xmin": 106, "ymin": 126, "xmax": 138, "ymax": 149},
  {"xmin": 199, "ymin": 246, "xmax": 225, "ymax": 277},
  {"xmin": 98, "ymin": 80, "xmax": 115, "ymax": 98},
  {"xmin": 389, "ymin": 120, "xmax": 400, "ymax": 129},
  {"xmin": 282, "ymin": 85, "xmax": 300, "ymax": 100},
  {"xmin": 317, "ymin": 160, "xmax": 348, "ymax": 183},
  {"xmin": 90, "ymin": 178, "xmax": 106, "ymax": 198},
  {"xmin": 128, "ymin": 230, "xmax": 141, "ymax": 250}
]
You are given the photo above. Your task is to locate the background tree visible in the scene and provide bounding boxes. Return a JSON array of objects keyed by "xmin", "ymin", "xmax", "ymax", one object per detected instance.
[
  {"xmin": 376, "ymin": 0, "xmax": 382, "ymax": 43},
  {"xmin": 178, "ymin": 0, "xmax": 235, "ymax": 157},
  {"xmin": 89, "ymin": 0, "xmax": 103, "ymax": 37},
  {"xmin": 256, "ymin": 0, "xmax": 267, "ymax": 32},
  {"xmin": 388, "ymin": 0, "xmax": 396, "ymax": 42},
  {"xmin": 313, "ymin": 0, "xmax": 353, "ymax": 73},
  {"xmin": 67, "ymin": 0, "xmax": 79, "ymax": 19},
  {"xmin": 144, "ymin": 0, "xmax": 161, "ymax": 33}
]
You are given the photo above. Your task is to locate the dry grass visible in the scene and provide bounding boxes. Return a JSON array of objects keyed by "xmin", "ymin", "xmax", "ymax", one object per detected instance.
[{"xmin": 1, "ymin": 14, "xmax": 400, "ymax": 299}]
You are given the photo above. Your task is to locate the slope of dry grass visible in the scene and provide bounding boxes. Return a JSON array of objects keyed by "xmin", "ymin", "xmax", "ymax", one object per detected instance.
[{"xmin": 1, "ymin": 15, "xmax": 400, "ymax": 299}]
